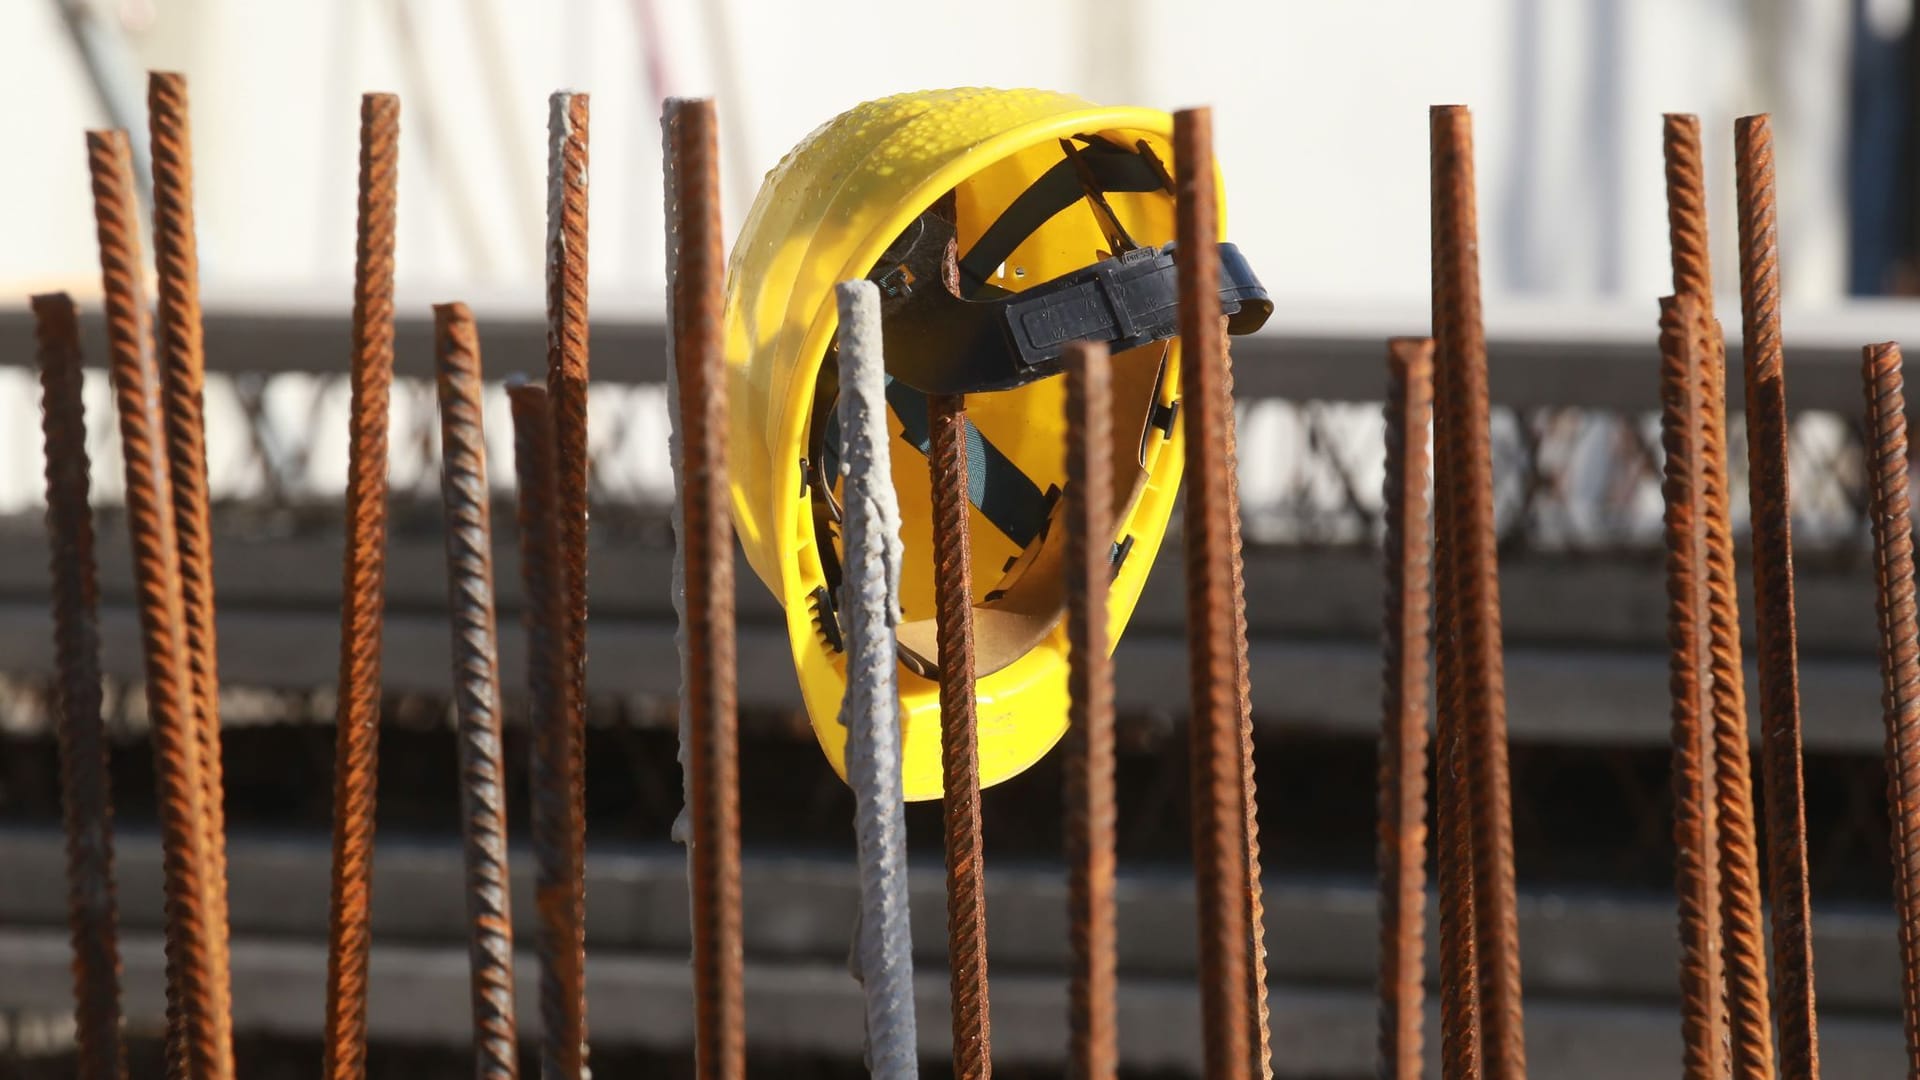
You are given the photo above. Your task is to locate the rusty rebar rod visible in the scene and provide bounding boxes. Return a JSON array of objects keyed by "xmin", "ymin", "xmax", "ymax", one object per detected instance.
[
  {"xmin": 1430, "ymin": 103, "xmax": 1524, "ymax": 1080},
  {"xmin": 1661, "ymin": 113, "xmax": 1735, "ymax": 1079},
  {"xmin": 1379, "ymin": 336, "xmax": 1434, "ymax": 1080},
  {"xmin": 1063, "ymin": 339, "xmax": 1118, "ymax": 1080},
  {"xmin": 1699, "ymin": 308, "xmax": 1778, "ymax": 1080},
  {"xmin": 926, "ymin": 388, "xmax": 992, "ymax": 1079},
  {"xmin": 834, "ymin": 279, "xmax": 919, "ymax": 1077},
  {"xmin": 1658, "ymin": 293, "xmax": 1725, "ymax": 1080},
  {"xmin": 1862, "ymin": 340, "xmax": 1920, "ymax": 1077},
  {"xmin": 433, "ymin": 302, "xmax": 520, "ymax": 1080},
  {"xmin": 321, "ymin": 91, "xmax": 398, "ymax": 1080},
  {"xmin": 34, "ymin": 291, "xmax": 128, "ymax": 1080},
  {"xmin": 1174, "ymin": 104, "xmax": 1254, "ymax": 1080},
  {"xmin": 544, "ymin": 96, "xmax": 591, "ymax": 1029},
  {"xmin": 510, "ymin": 382, "xmax": 586, "ymax": 1080},
  {"xmin": 89, "ymin": 127, "xmax": 226, "ymax": 1080},
  {"xmin": 666, "ymin": 99, "xmax": 745, "ymax": 1080},
  {"xmin": 147, "ymin": 79, "xmax": 233, "ymax": 1053},
  {"xmin": 1734, "ymin": 113, "xmax": 1821, "ymax": 1080}
]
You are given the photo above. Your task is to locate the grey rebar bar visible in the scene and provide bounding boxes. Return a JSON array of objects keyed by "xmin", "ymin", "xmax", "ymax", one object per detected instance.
[
  {"xmin": 433, "ymin": 301, "xmax": 520, "ymax": 1080},
  {"xmin": 834, "ymin": 279, "xmax": 920, "ymax": 1079}
]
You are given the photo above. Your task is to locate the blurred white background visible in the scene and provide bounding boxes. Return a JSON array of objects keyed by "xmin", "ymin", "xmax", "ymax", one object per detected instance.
[{"xmin": 0, "ymin": 0, "xmax": 1894, "ymax": 310}]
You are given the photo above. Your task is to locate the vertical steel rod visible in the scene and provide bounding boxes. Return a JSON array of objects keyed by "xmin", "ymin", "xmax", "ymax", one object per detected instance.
[
  {"xmin": 544, "ymin": 97, "xmax": 592, "ymax": 1046},
  {"xmin": 1064, "ymin": 339, "xmax": 1118, "ymax": 1080},
  {"xmin": 1174, "ymin": 104, "xmax": 1254, "ymax": 1080},
  {"xmin": 88, "ymin": 127, "xmax": 224, "ymax": 1080},
  {"xmin": 1431, "ymin": 103, "xmax": 1524, "ymax": 1079},
  {"xmin": 835, "ymin": 279, "xmax": 920, "ymax": 1078},
  {"xmin": 322, "ymin": 91, "xmax": 398, "ymax": 1080},
  {"xmin": 1379, "ymin": 337, "xmax": 1434, "ymax": 1080},
  {"xmin": 927, "ymin": 387, "xmax": 993, "ymax": 1080},
  {"xmin": 433, "ymin": 302, "xmax": 520, "ymax": 1080},
  {"xmin": 146, "ymin": 79, "xmax": 234, "ymax": 1061},
  {"xmin": 1734, "ymin": 113, "xmax": 1821, "ymax": 1080},
  {"xmin": 34, "ymin": 291, "xmax": 128, "ymax": 1080},
  {"xmin": 666, "ymin": 99, "xmax": 745, "ymax": 1080},
  {"xmin": 1659, "ymin": 293, "xmax": 1724, "ymax": 1080},
  {"xmin": 1661, "ymin": 113, "xmax": 1738, "ymax": 1079},
  {"xmin": 1862, "ymin": 340, "xmax": 1920, "ymax": 1078},
  {"xmin": 511, "ymin": 382, "xmax": 586, "ymax": 1080}
]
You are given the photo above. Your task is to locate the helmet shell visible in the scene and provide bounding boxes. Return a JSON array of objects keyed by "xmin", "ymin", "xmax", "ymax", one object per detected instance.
[{"xmin": 724, "ymin": 87, "xmax": 1226, "ymax": 800}]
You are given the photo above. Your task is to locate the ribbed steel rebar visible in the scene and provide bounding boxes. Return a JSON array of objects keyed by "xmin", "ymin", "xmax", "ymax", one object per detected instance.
[
  {"xmin": 433, "ymin": 302, "xmax": 520, "ymax": 1080},
  {"xmin": 926, "ymin": 389, "xmax": 992, "ymax": 1080},
  {"xmin": 321, "ymin": 92, "xmax": 397, "ymax": 1080},
  {"xmin": 147, "ymin": 80, "xmax": 233, "ymax": 1051},
  {"xmin": 1174, "ymin": 105, "xmax": 1253, "ymax": 1080},
  {"xmin": 1697, "ymin": 305, "xmax": 1778, "ymax": 1080},
  {"xmin": 1063, "ymin": 339, "xmax": 1118, "ymax": 1080},
  {"xmin": 1379, "ymin": 337, "xmax": 1434, "ymax": 1080},
  {"xmin": 89, "ymin": 127, "xmax": 225, "ymax": 1080},
  {"xmin": 1659, "ymin": 294, "xmax": 1724, "ymax": 1080},
  {"xmin": 1863, "ymin": 340, "xmax": 1920, "ymax": 1077},
  {"xmin": 834, "ymin": 280, "xmax": 919, "ymax": 1079},
  {"xmin": 1221, "ymin": 335, "xmax": 1275, "ymax": 1080},
  {"xmin": 1661, "ymin": 114, "xmax": 1732, "ymax": 1079},
  {"xmin": 1431, "ymin": 103, "xmax": 1524, "ymax": 1080},
  {"xmin": 544, "ymin": 97, "xmax": 591, "ymax": 1030},
  {"xmin": 1734, "ymin": 113, "xmax": 1821, "ymax": 1080},
  {"xmin": 667, "ymin": 100, "xmax": 745, "ymax": 1080},
  {"xmin": 34, "ymin": 291, "xmax": 128, "ymax": 1080},
  {"xmin": 510, "ymin": 382, "xmax": 586, "ymax": 1080}
]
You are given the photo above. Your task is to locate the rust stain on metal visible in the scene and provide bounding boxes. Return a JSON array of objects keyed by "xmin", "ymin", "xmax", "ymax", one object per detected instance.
[
  {"xmin": 1064, "ymin": 340, "xmax": 1117, "ymax": 1080},
  {"xmin": 1735, "ymin": 112, "xmax": 1820, "ymax": 1080},
  {"xmin": 433, "ymin": 302, "xmax": 520, "ymax": 1079},
  {"xmin": 667, "ymin": 99, "xmax": 746, "ymax": 1080},
  {"xmin": 927, "ymin": 389, "xmax": 993, "ymax": 1079},
  {"xmin": 34, "ymin": 291, "xmax": 128, "ymax": 1080},
  {"xmin": 322, "ymin": 91, "xmax": 398, "ymax": 1080},
  {"xmin": 88, "ymin": 126, "xmax": 228, "ymax": 1079},
  {"xmin": 1431, "ymin": 103, "xmax": 1523, "ymax": 1080},
  {"xmin": 1863, "ymin": 340, "xmax": 1920, "ymax": 1076},
  {"xmin": 1175, "ymin": 104, "xmax": 1255, "ymax": 1080},
  {"xmin": 511, "ymin": 383, "xmax": 588, "ymax": 1080},
  {"xmin": 1380, "ymin": 337, "xmax": 1434, "ymax": 1080}
]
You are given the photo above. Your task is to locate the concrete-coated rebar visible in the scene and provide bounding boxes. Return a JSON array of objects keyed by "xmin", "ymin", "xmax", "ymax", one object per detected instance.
[
  {"xmin": 322, "ymin": 92, "xmax": 397, "ymax": 1080},
  {"xmin": 433, "ymin": 302, "xmax": 520, "ymax": 1080},
  {"xmin": 834, "ymin": 279, "xmax": 920, "ymax": 1079},
  {"xmin": 34, "ymin": 291, "xmax": 128, "ymax": 1080}
]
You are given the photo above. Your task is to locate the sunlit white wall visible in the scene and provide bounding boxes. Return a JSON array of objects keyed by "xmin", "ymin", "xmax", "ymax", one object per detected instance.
[{"xmin": 0, "ymin": 0, "xmax": 1876, "ymax": 309}]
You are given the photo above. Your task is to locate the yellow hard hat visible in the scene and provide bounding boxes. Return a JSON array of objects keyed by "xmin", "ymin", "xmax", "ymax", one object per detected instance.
[{"xmin": 723, "ymin": 87, "xmax": 1269, "ymax": 800}]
